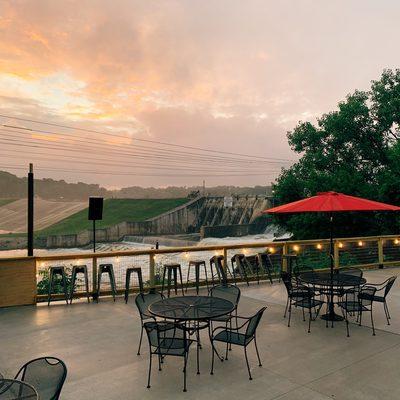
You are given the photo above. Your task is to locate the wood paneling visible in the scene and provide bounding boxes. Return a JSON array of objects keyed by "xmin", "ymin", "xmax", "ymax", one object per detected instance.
[{"xmin": 0, "ymin": 259, "xmax": 36, "ymax": 307}]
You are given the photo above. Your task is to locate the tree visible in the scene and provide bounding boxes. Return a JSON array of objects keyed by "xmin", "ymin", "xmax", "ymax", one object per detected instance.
[{"xmin": 273, "ymin": 69, "xmax": 400, "ymax": 239}]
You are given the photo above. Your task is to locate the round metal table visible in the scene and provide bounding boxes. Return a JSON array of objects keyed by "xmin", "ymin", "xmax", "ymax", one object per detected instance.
[
  {"xmin": 0, "ymin": 379, "xmax": 39, "ymax": 400},
  {"xmin": 148, "ymin": 295, "xmax": 235, "ymax": 321},
  {"xmin": 300, "ymin": 271, "xmax": 366, "ymax": 321}
]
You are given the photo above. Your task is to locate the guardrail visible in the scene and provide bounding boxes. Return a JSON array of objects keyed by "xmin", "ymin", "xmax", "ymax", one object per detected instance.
[{"xmin": 1, "ymin": 234, "xmax": 400, "ymax": 307}]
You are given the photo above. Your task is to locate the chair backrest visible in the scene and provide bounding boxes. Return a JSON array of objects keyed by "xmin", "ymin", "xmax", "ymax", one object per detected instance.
[
  {"xmin": 340, "ymin": 267, "xmax": 363, "ymax": 278},
  {"xmin": 383, "ymin": 276, "xmax": 397, "ymax": 298},
  {"xmin": 135, "ymin": 291, "xmax": 164, "ymax": 319},
  {"xmin": 210, "ymin": 255, "xmax": 227, "ymax": 283},
  {"xmin": 280, "ymin": 271, "xmax": 293, "ymax": 294},
  {"xmin": 358, "ymin": 286, "xmax": 377, "ymax": 307},
  {"xmin": 209, "ymin": 284, "xmax": 241, "ymax": 307},
  {"xmin": 15, "ymin": 357, "xmax": 67, "ymax": 400},
  {"xmin": 144, "ymin": 321, "xmax": 185, "ymax": 349},
  {"xmin": 257, "ymin": 253, "xmax": 273, "ymax": 272},
  {"xmin": 245, "ymin": 307, "xmax": 267, "ymax": 337}
]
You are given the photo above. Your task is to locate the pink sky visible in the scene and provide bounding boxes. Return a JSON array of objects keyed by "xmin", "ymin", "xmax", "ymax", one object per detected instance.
[{"xmin": 0, "ymin": 0, "xmax": 399, "ymax": 188}]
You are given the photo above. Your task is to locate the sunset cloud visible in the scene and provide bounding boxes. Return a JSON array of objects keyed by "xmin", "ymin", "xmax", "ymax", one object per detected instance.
[{"xmin": 0, "ymin": 0, "xmax": 399, "ymax": 187}]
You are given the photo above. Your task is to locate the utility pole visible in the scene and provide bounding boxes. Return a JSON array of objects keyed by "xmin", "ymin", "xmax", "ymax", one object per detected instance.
[{"xmin": 27, "ymin": 163, "xmax": 34, "ymax": 256}]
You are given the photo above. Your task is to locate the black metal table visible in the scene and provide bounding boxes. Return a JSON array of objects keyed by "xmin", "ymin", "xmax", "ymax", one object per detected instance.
[
  {"xmin": 300, "ymin": 271, "xmax": 366, "ymax": 321},
  {"xmin": 149, "ymin": 295, "xmax": 235, "ymax": 321},
  {"xmin": 0, "ymin": 379, "xmax": 39, "ymax": 400}
]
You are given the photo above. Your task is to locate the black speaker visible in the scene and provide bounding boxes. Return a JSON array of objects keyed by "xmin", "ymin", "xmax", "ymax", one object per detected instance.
[{"xmin": 88, "ymin": 197, "xmax": 103, "ymax": 221}]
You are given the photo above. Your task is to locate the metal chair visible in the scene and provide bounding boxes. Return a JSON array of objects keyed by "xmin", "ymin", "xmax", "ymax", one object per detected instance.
[
  {"xmin": 338, "ymin": 285, "xmax": 377, "ymax": 337},
  {"xmin": 135, "ymin": 291, "xmax": 168, "ymax": 355},
  {"xmin": 144, "ymin": 321, "xmax": 193, "ymax": 392},
  {"xmin": 161, "ymin": 264, "xmax": 184, "ymax": 297},
  {"xmin": 367, "ymin": 276, "xmax": 397, "ymax": 325},
  {"xmin": 14, "ymin": 357, "xmax": 67, "ymax": 400},
  {"xmin": 210, "ymin": 255, "xmax": 228, "ymax": 285},
  {"xmin": 47, "ymin": 266, "xmax": 69, "ymax": 306},
  {"xmin": 210, "ymin": 307, "xmax": 266, "ymax": 380},
  {"xmin": 185, "ymin": 260, "xmax": 210, "ymax": 294},
  {"xmin": 0, "ymin": 378, "xmax": 39, "ymax": 399},
  {"xmin": 231, "ymin": 254, "xmax": 250, "ymax": 285},
  {"xmin": 256, "ymin": 253, "xmax": 274, "ymax": 284},
  {"xmin": 125, "ymin": 267, "xmax": 144, "ymax": 303},
  {"xmin": 281, "ymin": 271, "xmax": 320, "ymax": 331},
  {"xmin": 69, "ymin": 264, "xmax": 90, "ymax": 304},
  {"xmin": 96, "ymin": 263, "xmax": 117, "ymax": 302}
]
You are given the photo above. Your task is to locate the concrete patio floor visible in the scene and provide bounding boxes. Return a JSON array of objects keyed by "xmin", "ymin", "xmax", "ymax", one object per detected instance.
[{"xmin": 1, "ymin": 267, "xmax": 400, "ymax": 400}]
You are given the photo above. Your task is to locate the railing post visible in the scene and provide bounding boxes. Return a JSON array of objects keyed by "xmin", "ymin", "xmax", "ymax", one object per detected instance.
[
  {"xmin": 92, "ymin": 256, "xmax": 98, "ymax": 300},
  {"xmin": 282, "ymin": 243, "xmax": 288, "ymax": 272},
  {"xmin": 223, "ymin": 248, "xmax": 228, "ymax": 270},
  {"xmin": 378, "ymin": 238, "xmax": 384, "ymax": 269},
  {"xmin": 149, "ymin": 253, "xmax": 155, "ymax": 290},
  {"xmin": 333, "ymin": 241, "xmax": 339, "ymax": 269}
]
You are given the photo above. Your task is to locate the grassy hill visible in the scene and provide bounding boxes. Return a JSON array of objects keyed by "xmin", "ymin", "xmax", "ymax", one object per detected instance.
[{"xmin": 37, "ymin": 198, "xmax": 188, "ymax": 236}]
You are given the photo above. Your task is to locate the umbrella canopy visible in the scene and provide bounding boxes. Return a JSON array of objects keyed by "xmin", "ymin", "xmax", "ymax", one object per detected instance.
[{"xmin": 264, "ymin": 191, "xmax": 400, "ymax": 214}]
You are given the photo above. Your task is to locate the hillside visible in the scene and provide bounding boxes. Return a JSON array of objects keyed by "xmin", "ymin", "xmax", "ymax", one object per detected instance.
[{"xmin": 37, "ymin": 198, "xmax": 188, "ymax": 236}]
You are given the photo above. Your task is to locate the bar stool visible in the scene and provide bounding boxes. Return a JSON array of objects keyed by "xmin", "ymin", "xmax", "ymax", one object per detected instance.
[
  {"xmin": 186, "ymin": 260, "xmax": 209, "ymax": 294},
  {"xmin": 125, "ymin": 267, "xmax": 144, "ymax": 303},
  {"xmin": 210, "ymin": 255, "xmax": 227, "ymax": 285},
  {"xmin": 96, "ymin": 263, "xmax": 117, "ymax": 302},
  {"xmin": 47, "ymin": 266, "xmax": 69, "ymax": 306},
  {"xmin": 161, "ymin": 263, "xmax": 184, "ymax": 297},
  {"xmin": 69, "ymin": 264, "xmax": 90, "ymax": 304}
]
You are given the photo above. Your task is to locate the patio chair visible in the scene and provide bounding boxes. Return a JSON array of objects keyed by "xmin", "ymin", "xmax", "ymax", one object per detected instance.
[
  {"xmin": 338, "ymin": 285, "xmax": 377, "ymax": 337},
  {"xmin": 256, "ymin": 253, "xmax": 274, "ymax": 284},
  {"xmin": 135, "ymin": 291, "xmax": 171, "ymax": 355},
  {"xmin": 210, "ymin": 307, "xmax": 266, "ymax": 380},
  {"xmin": 209, "ymin": 284, "xmax": 241, "ymax": 358},
  {"xmin": 14, "ymin": 357, "xmax": 67, "ymax": 400},
  {"xmin": 210, "ymin": 255, "xmax": 228, "ymax": 285},
  {"xmin": 144, "ymin": 321, "xmax": 193, "ymax": 392},
  {"xmin": 363, "ymin": 276, "xmax": 396, "ymax": 325}
]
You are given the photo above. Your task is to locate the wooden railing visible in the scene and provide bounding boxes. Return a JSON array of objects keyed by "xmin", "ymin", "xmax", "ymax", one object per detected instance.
[{"xmin": 1, "ymin": 234, "xmax": 400, "ymax": 307}]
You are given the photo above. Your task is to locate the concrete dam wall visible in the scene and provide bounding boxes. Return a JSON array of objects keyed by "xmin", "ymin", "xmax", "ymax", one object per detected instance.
[{"xmin": 41, "ymin": 195, "xmax": 271, "ymax": 248}]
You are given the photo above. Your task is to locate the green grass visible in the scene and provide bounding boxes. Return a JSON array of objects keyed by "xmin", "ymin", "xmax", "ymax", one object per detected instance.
[
  {"xmin": 0, "ymin": 199, "xmax": 16, "ymax": 207},
  {"xmin": 37, "ymin": 198, "xmax": 188, "ymax": 236}
]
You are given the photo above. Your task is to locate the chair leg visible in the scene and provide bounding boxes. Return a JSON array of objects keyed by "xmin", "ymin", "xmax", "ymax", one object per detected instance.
[
  {"xmin": 195, "ymin": 265, "xmax": 200, "ymax": 295},
  {"xmin": 204, "ymin": 263, "xmax": 209, "ymax": 291},
  {"xmin": 254, "ymin": 336, "xmax": 262, "ymax": 366},
  {"xmin": 185, "ymin": 264, "xmax": 191, "ymax": 293},
  {"xmin": 210, "ymin": 340, "xmax": 215, "ymax": 375},
  {"xmin": 308, "ymin": 307, "xmax": 312, "ymax": 333},
  {"xmin": 109, "ymin": 269, "xmax": 117, "ymax": 301},
  {"xmin": 371, "ymin": 309, "xmax": 376, "ymax": 336},
  {"xmin": 84, "ymin": 268, "xmax": 90, "ymax": 303},
  {"xmin": 124, "ymin": 270, "xmax": 130, "ymax": 304},
  {"xmin": 161, "ymin": 267, "xmax": 167, "ymax": 295},
  {"xmin": 178, "ymin": 266, "xmax": 184, "ymax": 296},
  {"xmin": 147, "ymin": 354, "xmax": 152, "ymax": 389},
  {"xmin": 244, "ymin": 346, "xmax": 252, "ymax": 380},
  {"xmin": 62, "ymin": 270, "xmax": 69, "ymax": 305},
  {"xmin": 167, "ymin": 268, "xmax": 172, "ymax": 298},
  {"xmin": 69, "ymin": 269, "xmax": 77, "ymax": 304},
  {"xmin": 283, "ymin": 297, "xmax": 289, "ymax": 318},
  {"xmin": 196, "ymin": 333, "xmax": 200, "ymax": 375},
  {"xmin": 183, "ymin": 352, "xmax": 188, "ymax": 392},
  {"xmin": 137, "ymin": 324, "xmax": 144, "ymax": 355},
  {"xmin": 384, "ymin": 301, "xmax": 391, "ymax": 325},
  {"xmin": 287, "ymin": 300, "xmax": 292, "ymax": 327},
  {"xmin": 96, "ymin": 271, "xmax": 102, "ymax": 303},
  {"xmin": 138, "ymin": 269, "xmax": 144, "ymax": 294},
  {"xmin": 158, "ymin": 354, "xmax": 162, "ymax": 371},
  {"xmin": 47, "ymin": 270, "xmax": 54, "ymax": 306}
]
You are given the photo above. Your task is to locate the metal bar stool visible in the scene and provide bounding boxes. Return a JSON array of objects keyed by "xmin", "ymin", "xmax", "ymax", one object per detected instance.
[
  {"xmin": 70, "ymin": 264, "xmax": 90, "ymax": 304},
  {"xmin": 186, "ymin": 260, "xmax": 209, "ymax": 294},
  {"xmin": 125, "ymin": 267, "xmax": 144, "ymax": 303},
  {"xmin": 161, "ymin": 263, "xmax": 184, "ymax": 297},
  {"xmin": 209, "ymin": 255, "xmax": 227, "ymax": 285},
  {"xmin": 96, "ymin": 263, "xmax": 117, "ymax": 302},
  {"xmin": 47, "ymin": 266, "xmax": 69, "ymax": 306}
]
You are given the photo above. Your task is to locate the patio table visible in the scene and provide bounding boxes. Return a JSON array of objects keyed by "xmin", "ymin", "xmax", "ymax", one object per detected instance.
[
  {"xmin": 0, "ymin": 379, "xmax": 39, "ymax": 400},
  {"xmin": 300, "ymin": 271, "xmax": 366, "ymax": 321}
]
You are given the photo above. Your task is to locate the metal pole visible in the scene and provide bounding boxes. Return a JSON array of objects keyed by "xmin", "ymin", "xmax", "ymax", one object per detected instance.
[
  {"xmin": 27, "ymin": 163, "xmax": 34, "ymax": 256},
  {"xmin": 93, "ymin": 220, "xmax": 96, "ymax": 253}
]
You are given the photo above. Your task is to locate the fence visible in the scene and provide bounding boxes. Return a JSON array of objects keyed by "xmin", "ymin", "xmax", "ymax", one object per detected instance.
[{"xmin": 1, "ymin": 234, "xmax": 400, "ymax": 307}]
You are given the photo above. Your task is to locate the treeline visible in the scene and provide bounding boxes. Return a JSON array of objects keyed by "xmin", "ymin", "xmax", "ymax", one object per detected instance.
[{"xmin": 0, "ymin": 171, "xmax": 271, "ymax": 200}]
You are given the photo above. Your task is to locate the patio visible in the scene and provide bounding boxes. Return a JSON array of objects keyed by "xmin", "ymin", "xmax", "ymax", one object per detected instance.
[{"xmin": 1, "ymin": 267, "xmax": 400, "ymax": 400}]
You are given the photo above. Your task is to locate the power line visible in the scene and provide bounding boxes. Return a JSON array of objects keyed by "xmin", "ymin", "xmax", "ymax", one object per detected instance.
[{"xmin": 0, "ymin": 113, "xmax": 294, "ymax": 162}]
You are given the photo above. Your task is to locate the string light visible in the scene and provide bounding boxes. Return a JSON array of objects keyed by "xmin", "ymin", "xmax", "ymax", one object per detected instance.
[
  {"xmin": 358, "ymin": 241, "xmax": 363, "ymax": 247},
  {"xmin": 316, "ymin": 244, "xmax": 322, "ymax": 250},
  {"xmin": 395, "ymin": 239, "xmax": 399, "ymax": 245},
  {"xmin": 268, "ymin": 247, "xmax": 275, "ymax": 254},
  {"xmin": 293, "ymin": 245, "xmax": 300, "ymax": 252},
  {"xmin": 338, "ymin": 242, "xmax": 344, "ymax": 249}
]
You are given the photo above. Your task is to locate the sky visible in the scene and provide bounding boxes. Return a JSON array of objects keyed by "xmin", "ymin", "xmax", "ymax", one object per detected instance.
[{"xmin": 0, "ymin": 0, "xmax": 399, "ymax": 189}]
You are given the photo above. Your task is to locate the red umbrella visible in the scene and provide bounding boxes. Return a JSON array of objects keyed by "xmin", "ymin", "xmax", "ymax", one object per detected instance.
[{"xmin": 263, "ymin": 191, "xmax": 400, "ymax": 321}]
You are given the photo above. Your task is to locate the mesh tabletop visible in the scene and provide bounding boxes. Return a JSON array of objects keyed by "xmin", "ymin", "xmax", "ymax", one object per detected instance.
[
  {"xmin": 149, "ymin": 296, "xmax": 235, "ymax": 321},
  {"xmin": 300, "ymin": 271, "xmax": 366, "ymax": 287},
  {"xmin": 0, "ymin": 379, "xmax": 38, "ymax": 400}
]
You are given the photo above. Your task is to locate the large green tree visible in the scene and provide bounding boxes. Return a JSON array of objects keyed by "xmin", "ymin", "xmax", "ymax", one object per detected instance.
[{"xmin": 273, "ymin": 69, "xmax": 400, "ymax": 239}]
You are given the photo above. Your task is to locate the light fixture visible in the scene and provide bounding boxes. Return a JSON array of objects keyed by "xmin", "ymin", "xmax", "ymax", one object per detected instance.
[
  {"xmin": 268, "ymin": 247, "xmax": 275, "ymax": 254},
  {"xmin": 358, "ymin": 241, "xmax": 363, "ymax": 247},
  {"xmin": 293, "ymin": 245, "xmax": 300, "ymax": 252},
  {"xmin": 395, "ymin": 239, "xmax": 399, "ymax": 245},
  {"xmin": 316, "ymin": 243, "xmax": 322, "ymax": 250},
  {"xmin": 338, "ymin": 242, "xmax": 344, "ymax": 249}
]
